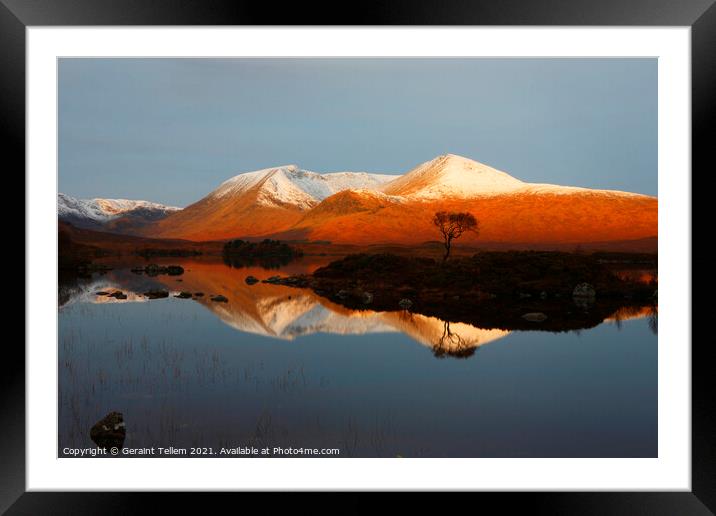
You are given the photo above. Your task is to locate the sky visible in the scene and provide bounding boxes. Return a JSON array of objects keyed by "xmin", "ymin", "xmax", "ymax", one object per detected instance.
[{"xmin": 59, "ymin": 58, "xmax": 657, "ymax": 207}]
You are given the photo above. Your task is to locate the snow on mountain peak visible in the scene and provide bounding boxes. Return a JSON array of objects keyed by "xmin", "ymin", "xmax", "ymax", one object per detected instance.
[
  {"xmin": 382, "ymin": 154, "xmax": 526, "ymax": 199},
  {"xmin": 209, "ymin": 164, "xmax": 396, "ymax": 209},
  {"xmin": 210, "ymin": 156, "xmax": 652, "ymax": 208},
  {"xmin": 58, "ymin": 193, "xmax": 180, "ymax": 224}
]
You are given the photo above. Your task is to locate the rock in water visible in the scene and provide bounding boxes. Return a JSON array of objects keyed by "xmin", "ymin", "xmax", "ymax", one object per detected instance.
[
  {"xmin": 245, "ymin": 275, "xmax": 259, "ymax": 285},
  {"xmin": 522, "ymin": 312, "xmax": 548, "ymax": 322},
  {"xmin": 90, "ymin": 411, "xmax": 126, "ymax": 450},
  {"xmin": 174, "ymin": 291, "xmax": 193, "ymax": 299},
  {"xmin": 144, "ymin": 290, "xmax": 169, "ymax": 299},
  {"xmin": 211, "ymin": 295, "xmax": 228, "ymax": 302}
]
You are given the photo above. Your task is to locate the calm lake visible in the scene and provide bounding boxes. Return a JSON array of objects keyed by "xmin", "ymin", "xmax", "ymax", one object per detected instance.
[{"xmin": 58, "ymin": 257, "xmax": 657, "ymax": 458}]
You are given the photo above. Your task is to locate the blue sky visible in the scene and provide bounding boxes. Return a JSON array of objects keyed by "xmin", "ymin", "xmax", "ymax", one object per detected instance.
[{"xmin": 59, "ymin": 58, "xmax": 657, "ymax": 207}]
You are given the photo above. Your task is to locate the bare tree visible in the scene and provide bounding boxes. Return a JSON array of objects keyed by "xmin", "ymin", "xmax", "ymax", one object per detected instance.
[{"xmin": 432, "ymin": 211, "xmax": 479, "ymax": 262}]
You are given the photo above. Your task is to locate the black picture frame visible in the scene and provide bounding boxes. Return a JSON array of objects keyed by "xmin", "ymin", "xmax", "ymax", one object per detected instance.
[{"xmin": 4, "ymin": 0, "xmax": 708, "ymax": 513}]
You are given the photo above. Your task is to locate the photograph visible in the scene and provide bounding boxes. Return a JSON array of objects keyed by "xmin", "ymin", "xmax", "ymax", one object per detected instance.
[{"xmin": 57, "ymin": 57, "xmax": 658, "ymax": 459}]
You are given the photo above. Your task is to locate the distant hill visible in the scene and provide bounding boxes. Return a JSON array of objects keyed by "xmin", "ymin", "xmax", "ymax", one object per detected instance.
[{"xmin": 58, "ymin": 193, "xmax": 180, "ymax": 231}]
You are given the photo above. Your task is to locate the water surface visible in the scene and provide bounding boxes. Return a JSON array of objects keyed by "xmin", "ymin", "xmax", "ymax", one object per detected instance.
[{"xmin": 58, "ymin": 259, "xmax": 657, "ymax": 457}]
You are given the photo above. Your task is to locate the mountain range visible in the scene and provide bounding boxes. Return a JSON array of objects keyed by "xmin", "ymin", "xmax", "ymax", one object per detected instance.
[
  {"xmin": 58, "ymin": 193, "xmax": 180, "ymax": 231},
  {"xmin": 59, "ymin": 154, "xmax": 657, "ymax": 247}
]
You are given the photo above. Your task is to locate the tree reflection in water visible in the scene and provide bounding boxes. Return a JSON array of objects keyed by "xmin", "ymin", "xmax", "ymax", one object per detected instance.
[{"xmin": 433, "ymin": 321, "xmax": 477, "ymax": 359}]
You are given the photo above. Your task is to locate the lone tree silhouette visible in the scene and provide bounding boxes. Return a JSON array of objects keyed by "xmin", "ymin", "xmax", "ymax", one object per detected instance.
[{"xmin": 432, "ymin": 211, "xmax": 479, "ymax": 263}]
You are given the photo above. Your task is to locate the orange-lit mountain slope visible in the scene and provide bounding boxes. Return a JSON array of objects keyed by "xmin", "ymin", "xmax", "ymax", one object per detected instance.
[
  {"xmin": 140, "ymin": 165, "xmax": 393, "ymax": 241},
  {"xmin": 139, "ymin": 154, "xmax": 657, "ymax": 246},
  {"xmin": 280, "ymin": 188, "xmax": 657, "ymax": 245}
]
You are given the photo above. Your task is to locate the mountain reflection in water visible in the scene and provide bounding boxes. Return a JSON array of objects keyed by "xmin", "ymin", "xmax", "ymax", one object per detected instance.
[{"xmin": 60, "ymin": 259, "xmax": 656, "ymax": 358}]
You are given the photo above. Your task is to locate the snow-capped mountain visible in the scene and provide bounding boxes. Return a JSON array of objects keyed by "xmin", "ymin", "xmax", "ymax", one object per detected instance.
[
  {"xmin": 381, "ymin": 154, "xmax": 648, "ymax": 200},
  {"xmin": 123, "ymin": 153, "xmax": 657, "ymax": 246},
  {"xmin": 143, "ymin": 165, "xmax": 395, "ymax": 241},
  {"xmin": 279, "ymin": 154, "xmax": 657, "ymax": 245},
  {"xmin": 58, "ymin": 193, "xmax": 181, "ymax": 230},
  {"xmin": 212, "ymin": 165, "xmax": 394, "ymax": 208},
  {"xmin": 382, "ymin": 154, "xmax": 526, "ymax": 198}
]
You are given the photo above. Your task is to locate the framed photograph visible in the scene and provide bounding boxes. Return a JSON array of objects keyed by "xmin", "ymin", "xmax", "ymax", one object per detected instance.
[{"xmin": 7, "ymin": 0, "xmax": 709, "ymax": 512}]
